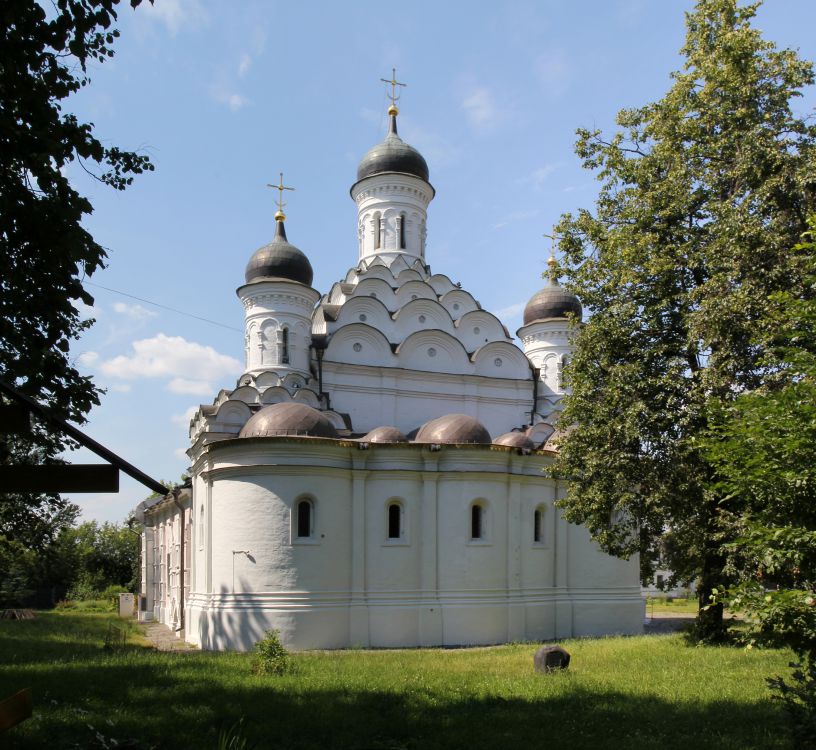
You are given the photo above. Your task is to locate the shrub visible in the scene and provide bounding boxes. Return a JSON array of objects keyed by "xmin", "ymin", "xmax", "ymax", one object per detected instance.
[{"xmin": 252, "ymin": 629, "xmax": 292, "ymax": 675}]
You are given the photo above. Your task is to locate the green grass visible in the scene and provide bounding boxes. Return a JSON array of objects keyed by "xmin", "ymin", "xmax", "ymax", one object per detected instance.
[
  {"xmin": 644, "ymin": 596, "xmax": 700, "ymax": 615},
  {"xmin": 0, "ymin": 611, "xmax": 795, "ymax": 749}
]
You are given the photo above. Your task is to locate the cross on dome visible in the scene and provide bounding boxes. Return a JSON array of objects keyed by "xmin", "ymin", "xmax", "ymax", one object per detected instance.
[
  {"xmin": 267, "ymin": 172, "xmax": 295, "ymax": 222},
  {"xmin": 541, "ymin": 228, "xmax": 562, "ymax": 284},
  {"xmin": 380, "ymin": 67, "xmax": 407, "ymax": 116}
]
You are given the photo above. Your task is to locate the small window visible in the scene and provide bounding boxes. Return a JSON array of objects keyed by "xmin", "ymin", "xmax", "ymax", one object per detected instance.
[
  {"xmin": 399, "ymin": 213, "xmax": 406, "ymax": 249},
  {"xmin": 533, "ymin": 508, "xmax": 543, "ymax": 543},
  {"xmin": 374, "ymin": 214, "xmax": 381, "ymax": 249},
  {"xmin": 471, "ymin": 504, "xmax": 483, "ymax": 540},
  {"xmin": 281, "ymin": 327, "xmax": 290, "ymax": 365},
  {"xmin": 296, "ymin": 499, "xmax": 312, "ymax": 538},
  {"xmin": 387, "ymin": 502, "xmax": 401, "ymax": 539}
]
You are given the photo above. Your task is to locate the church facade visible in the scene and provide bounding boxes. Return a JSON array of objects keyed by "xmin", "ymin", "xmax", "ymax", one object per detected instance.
[{"xmin": 136, "ymin": 97, "xmax": 643, "ymax": 651}]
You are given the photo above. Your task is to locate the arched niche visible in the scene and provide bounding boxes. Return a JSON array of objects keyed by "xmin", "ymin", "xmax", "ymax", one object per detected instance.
[
  {"xmin": 325, "ymin": 323, "xmax": 394, "ymax": 368},
  {"xmin": 396, "ymin": 329, "xmax": 470, "ymax": 374},
  {"xmin": 471, "ymin": 341, "xmax": 531, "ymax": 379}
]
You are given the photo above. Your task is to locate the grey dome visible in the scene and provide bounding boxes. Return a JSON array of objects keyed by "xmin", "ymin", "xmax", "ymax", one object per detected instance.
[
  {"xmin": 356, "ymin": 115, "xmax": 429, "ymax": 184},
  {"xmin": 239, "ymin": 402, "xmax": 337, "ymax": 439},
  {"xmin": 245, "ymin": 220, "xmax": 314, "ymax": 286},
  {"xmin": 361, "ymin": 426, "xmax": 409, "ymax": 443},
  {"xmin": 523, "ymin": 282, "xmax": 582, "ymax": 324},
  {"xmin": 414, "ymin": 413, "xmax": 491, "ymax": 445},
  {"xmin": 493, "ymin": 431, "xmax": 536, "ymax": 450}
]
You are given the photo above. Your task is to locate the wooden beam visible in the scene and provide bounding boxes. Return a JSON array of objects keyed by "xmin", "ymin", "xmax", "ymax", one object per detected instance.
[
  {"xmin": 0, "ymin": 465, "xmax": 119, "ymax": 493},
  {"xmin": 0, "ymin": 689, "xmax": 32, "ymax": 732}
]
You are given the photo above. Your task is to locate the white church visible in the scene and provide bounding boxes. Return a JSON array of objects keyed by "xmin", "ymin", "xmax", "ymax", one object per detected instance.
[{"xmin": 135, "ymin": 88, "xmax": 643, "ymax": 650}]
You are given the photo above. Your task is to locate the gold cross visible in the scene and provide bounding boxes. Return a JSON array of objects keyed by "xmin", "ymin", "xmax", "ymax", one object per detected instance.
[
  {"xmin": 380, "ymin": 67, "xmax": 407, "ymax": 106},
  {"xmin": 542, "ymin": 228, "xmax": 561, "ymax": 280},
  {"xmin": 267, "ymin": 172, "xmax": 295, "ymax": 220}
]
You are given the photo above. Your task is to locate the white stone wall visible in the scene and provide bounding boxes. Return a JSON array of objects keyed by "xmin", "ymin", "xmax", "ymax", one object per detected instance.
[
  {"xmin": 352, "ymin": 173, "xmax": 433, "ymax": 264},
  {"xmin": 238, "ymin": 280, "xmax": 321, "ymax": 377},
  {"xmin": 176, "ymin": 440, "xmax": 643, "ymax": 651}
]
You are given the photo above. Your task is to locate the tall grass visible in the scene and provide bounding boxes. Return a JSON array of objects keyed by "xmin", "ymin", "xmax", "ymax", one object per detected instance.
[{"xmin": 0, "ymin": 611, "xmax": 794, "ymax": 749}]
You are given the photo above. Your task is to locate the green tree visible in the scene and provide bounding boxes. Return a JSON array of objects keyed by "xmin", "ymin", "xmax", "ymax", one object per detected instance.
[
  {"xmin": 551, "ymin": 0, "xmax": 816, "ymax": 638},
  {"xmin": 0, "ymin": 1, "xmax": 152, "ymax": 565},
  {"xmin": 704, "ymin": 218, "xmax": 816, "ymax": 741}
]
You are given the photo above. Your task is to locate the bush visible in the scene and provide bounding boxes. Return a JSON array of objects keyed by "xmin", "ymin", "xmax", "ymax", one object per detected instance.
[{"xmin": 252, "ymin": 629, "xmax": 292, "ymax": 675}]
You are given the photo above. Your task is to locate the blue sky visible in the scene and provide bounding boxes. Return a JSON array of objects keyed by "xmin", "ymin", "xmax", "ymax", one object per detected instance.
[{"xmin": 63, "ymin": 0, "xmax": 816, "ymax": 522}]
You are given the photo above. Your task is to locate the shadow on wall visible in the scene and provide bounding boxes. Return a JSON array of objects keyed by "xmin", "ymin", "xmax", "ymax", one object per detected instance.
[{"xmin": 196, "ymin": 583, "xmax": 271, "ymax": 652}]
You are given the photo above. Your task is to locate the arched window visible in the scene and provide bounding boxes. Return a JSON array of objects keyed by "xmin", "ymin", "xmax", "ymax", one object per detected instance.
[
  {"xmin": 558, "ymin": 355, "xmax": 569, "ymax": 388},
  {"xmin": 280, "ymin": 327, "xmax": 290, "ymax": 365},
  {"xmin": 296, "ymin": 499, "xmax": 313, "ymax": 538},
  {"xmin": 387, "ymin": 502, "xmax": 402, "ymax": 539},
  {"xmin": 399, "ymin": 213, "xmax": 406, "ymax": 249},
  {"xmin": 374, "ymin": 213, "xmax": 382, "ymax": 249},
  {"xmin": 471, "ymin": 503, "xmax": 484, "ymax": 540},
  {"xmin": 533, "ymin": 507, "xmax": 544, "ymax": 543}
]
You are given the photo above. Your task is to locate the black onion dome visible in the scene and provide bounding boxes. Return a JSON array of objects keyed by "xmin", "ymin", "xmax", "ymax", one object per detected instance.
[
  {"xmin": 238, "ymin": 402, "xmax": 337, "ymax": 439},
  {"xmin": 356, "ymin": 115, "xmax": 429, "ymax": 183},
  {"xmin": 414, "ymin": 413, "xmax": 491, "ymax": 445},
  {"xmin": 244, "ymin": 220, "xmax": 314, "ymax": 285},
  {"xmin": 523, "ymin": 284, "xmax": 582, "ymax": 324}
]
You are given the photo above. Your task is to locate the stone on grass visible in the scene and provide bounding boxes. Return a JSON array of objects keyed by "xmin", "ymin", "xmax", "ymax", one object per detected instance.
[{"xmin": 534, "ymin": 644, "xmax": 570, "ymax": 673}]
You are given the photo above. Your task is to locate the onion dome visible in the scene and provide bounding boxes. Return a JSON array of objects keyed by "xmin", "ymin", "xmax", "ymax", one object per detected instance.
[
  {"xmin": 493, "ymin": 431, "xmax": 536, "ymax": 450},
  {"xmin": 523, "ymin": 256, "xmax": 582, "ymax": 325},
  {"xmin": 361, "ymin": 426, "xmax": 409, "ymax": 443},
  {"xmin": 414, "ymin": 413, "xmax": 491, "ymax": 445},
  {"xmin": 356, "ymin": 110, "xmax": 429, "ymax": 184},
  {"xmin": 238, "ymin": 402, "xmax": 337, "ymax": 439},
  {"xmin": 244, "ymin": 218, "xmax": 314, "ymax": 286}
]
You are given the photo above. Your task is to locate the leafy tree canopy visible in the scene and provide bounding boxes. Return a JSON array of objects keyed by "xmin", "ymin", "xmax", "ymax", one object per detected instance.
[
  {"xmin": 551, "ymin": 0, "xmax": 816, "ymax": 635},
  {"xmin": 0, "ymin": 0, "xmax": 151, "ymax": 552}
]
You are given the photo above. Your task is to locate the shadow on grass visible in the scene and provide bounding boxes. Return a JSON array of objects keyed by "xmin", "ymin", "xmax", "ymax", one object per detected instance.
[{"xmin": 2, "ymin": 650, "xmax": 788, "ymax": 750}]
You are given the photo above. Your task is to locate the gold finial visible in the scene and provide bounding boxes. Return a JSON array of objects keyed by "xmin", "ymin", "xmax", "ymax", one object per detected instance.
[
  {"xmin": 542, "ymin": 227, "xmax": 561, "ymax": 282},
  {"xmin": 380, "ymin": 67, "xmax": 407, "ymax": 115},
  {"xmin": 267, "ymin": 172, "xmax": 295, "ymax": 222}
]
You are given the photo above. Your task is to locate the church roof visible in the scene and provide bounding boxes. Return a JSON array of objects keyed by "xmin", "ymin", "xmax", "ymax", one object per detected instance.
[
  {"xmin": 414, "ymin": 413, "xmax": 492, "ymax": 445},
  {"xmin": 493, "ymin": 431, "xmax": 536, "ymax": 450},
  {"xmin": 244, "ymin": 219, "xmax": 314, "ymax": 286},
  {"xmin": 355, "ymin": 113, "xmax": 430, "ymax": 185},
  {"xmin": 238, "ymin": 402, "xmax": 337, "ymax": 438},
  {"xmin": 522, "ymin": 257, "xmax": 582, "ymax": 324},
  {"xmin": 361, "ymin": 425, "xmax": 409, "ymax": 443}
]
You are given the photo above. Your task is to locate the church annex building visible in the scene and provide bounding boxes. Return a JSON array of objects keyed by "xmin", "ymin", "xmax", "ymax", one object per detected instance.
[{"xmin": 135, "ymin": 87, "xmax": 643, "ymax": 651}]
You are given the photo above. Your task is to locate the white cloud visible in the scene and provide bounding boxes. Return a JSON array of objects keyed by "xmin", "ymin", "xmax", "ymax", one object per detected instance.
[
  {"xmin": 167, "ymin": 378, "xmax": 214, "ymax": 396},
  {"xmin": 174, "ymin": 447, "xmax": 190, "ymax": 461},
  {"xmin": 534, "ymin": 51, "xmax": 570, "ymax": 97},
  {"xmin": 113, "ymin": 301, "xmax": 157, "ymax": 321},
  {"xmin": 461, "ymin": 86, "xmax": 501, "ymax": 131},
  {"xmin": 77, "ymin": 351, "xmax": 99, "ymax": 367},
  {"xmin": 494, "ymin": 302, "xmax": 525, "ymax": 320},
  {"xmin": 493, "ymin": 208, "xmax": 541, "ymax": 229},
  {"xmin": 72, "ymin": 299, "xmax": 99, "ymax": 321},
  {"xmin": 109, "ymin": 383, "xmax": 132, "ymax": 393},
  {"xmin": 141, "ymin": 0, "xmax": 207, "ymax": 36},
  {"xmin": 100, "ymin": 334, "xmax": 241, "ymax": 386},
  {"xmin": 172, "ymin": 406, "xmax": 199, "ymax": 426},
  {"xmin": 212, "ymin": 86, "xmax": 249, "ymax": 112},
  {"xmin": 238, "ymin": 54, "xmax": 252, "ymax": 78}
]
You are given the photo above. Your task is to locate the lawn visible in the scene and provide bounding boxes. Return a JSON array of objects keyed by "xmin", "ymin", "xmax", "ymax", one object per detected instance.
[{"xmin": 0, "ymin": 611, "xmax": 795, "ymax": 750}]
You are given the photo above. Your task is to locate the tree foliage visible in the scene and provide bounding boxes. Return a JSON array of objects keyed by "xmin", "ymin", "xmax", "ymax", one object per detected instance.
[
  {"xmin": 551, "ymin": 0, "xmax": 816, "ymax": 636},
  {"xmin": 0, "ymin": 0, "xmax": 152, "ymax": 560},
  {"xmin": 704, "ymin": 218, "xmax": 816, "ymax": 740}
]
